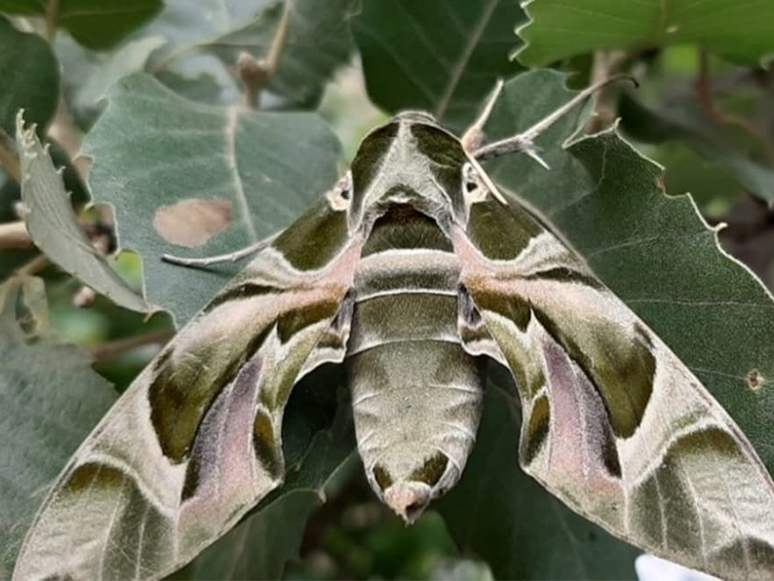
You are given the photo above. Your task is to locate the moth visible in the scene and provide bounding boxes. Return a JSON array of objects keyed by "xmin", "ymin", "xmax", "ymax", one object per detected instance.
[{"xmin": 13, "ymin": 77, "xmax": 774, "ymax": 581}]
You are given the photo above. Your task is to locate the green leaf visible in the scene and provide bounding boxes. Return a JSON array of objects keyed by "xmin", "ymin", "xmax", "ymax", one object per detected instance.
[
  {"xmin": 154, "ymin": 70, "xmax": 223, "ymax": 105},
  {"xmin": 183, "ymin": 491, "xmax": 322, "ymax": 580},
  {"xmin": 74, "ymin": 35, "xmax": 167, "ymax": 112},
  {"xmin": 0, "ymin": 0, "xmax": 162, "ymax": 50},
  {"xmin": 516, "ymin": 0, "xmax": 774, "ymax": 67},
  {"xmin": 438, "ymin": 379, "xmax": 638, "ymax": 580},
  {"xmin": 0, "ymin": 16, "xmax": 59, "ymax": 136},
  {"xmin": 644, "ymin": 142, "xmax": 741, "ymax": 219},
  {"xmin": 201, "ymin": 0, "xmax": 356, "ymax": 107},
  {"xmin": 16, "ymin": 112, "xmax": 151, "ymax": 313},
  {"xmin": 352, "ymin": 0, "xmax": 525, "ymax": 131},
  {"xmin": 145, "ymin": 0, "xmax": 355, "ymax": 108},
  {"xmin": 133, "ymin": 0, "xmax": 268, "ymax": 51},
  {"xmin": 0, "ymin": 280, "xmax": 118, "ymax": 577},
  {"xmin": 484, "ymin": 69, "xmax": 774, "ymax": 477},
  {"xmin": 618, "ymin": 93, "xmax": 774, "ymax": 205},
  {"xmin": 0, "ymin": 137, "xmax": 89, "ymax": 222},
  {"xmin": 82, "ymin": 72, "xmax": 342, "ymax": 325},
  {"xmin": 53, "ymin": 34, "xmax": 167, "ymax": 127}
]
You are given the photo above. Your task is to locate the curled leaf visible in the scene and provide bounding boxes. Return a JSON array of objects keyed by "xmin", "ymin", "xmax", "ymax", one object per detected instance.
[{"xmin": 16, "ymin": 112, "xmax": 151, "ymax": 314}]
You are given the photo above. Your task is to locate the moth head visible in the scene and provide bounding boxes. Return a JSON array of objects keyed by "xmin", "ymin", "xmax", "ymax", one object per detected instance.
[
  {"xmin": 460, "ymin": 159, "xmax": 506, "ymax": 209},
  {"xmin": 326, "ymin": 170, "xmax": 353, "ymax": 210},
  {"xmin": 367, "ymin": 446, "xmax": 459, "ymax": 524},
  {"xmin": 346, "ymin": 113, "xmax": 492, "ymax": 233}
]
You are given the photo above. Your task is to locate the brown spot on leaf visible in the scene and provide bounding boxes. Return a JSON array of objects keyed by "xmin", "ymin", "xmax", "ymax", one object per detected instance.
[
  {"xmin": 747, "ymin": 369, "xmax": 764, "ymax": 391},
  {"xmin": 153, "ymin": 198, "xmax": 233, "ymax": 247}
]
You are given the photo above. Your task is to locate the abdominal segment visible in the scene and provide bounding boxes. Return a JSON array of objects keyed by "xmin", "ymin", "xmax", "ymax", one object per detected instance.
[{"xmin": 345, "ymin": 205, "xmax": 486, "ymax": 519}]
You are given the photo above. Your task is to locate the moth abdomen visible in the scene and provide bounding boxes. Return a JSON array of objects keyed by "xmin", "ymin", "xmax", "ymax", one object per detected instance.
[{"xmin": 346, "ymin": 205, "xmax": 486, "ymax": 522}]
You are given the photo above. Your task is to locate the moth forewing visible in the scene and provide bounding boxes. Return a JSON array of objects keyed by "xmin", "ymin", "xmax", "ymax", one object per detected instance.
[
  {"xmin": 12, "ymin": 199, "xmax": 362, "ymax": 581},
  {"xmin": 451, "ymin": 185, "xmax": 774, "ymax": 580}
]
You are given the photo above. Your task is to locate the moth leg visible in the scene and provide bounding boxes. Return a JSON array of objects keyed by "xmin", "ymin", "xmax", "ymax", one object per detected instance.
[
  {"xmin": 472, "ymin": 73, "xmax": 637, "ymax": 163},
  {"xmin": 161, "ymin": 232, "xmax": 280, "ymax": 268},
  {"xmin": 457, "ymin": 283, "xmax": 506, "ymax": 365},
  {"xmin": 298, "ymin": 290, "xmax": 354, "ymax": 377},
  {"xmin": 461, "ymin": 79, "xmax": 504, "ymax": 152}
]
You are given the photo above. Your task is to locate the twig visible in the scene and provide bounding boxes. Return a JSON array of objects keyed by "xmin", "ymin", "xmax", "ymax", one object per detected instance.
[
  {"xmin": 0, "ymin": 129, "xmax": 21, "ymax": 183},
  {"xmin": 41, "ymin": 1, "xmax": 87, "ymax": 182},
  {"xmin": 44, "ymin": 0, "xmax": 60, "ymax": 43},
  {"xmin": 461, "ymin": 79, "xmax": 504, "ymax": 151},
  {"xmin": 238, "ymin": 0, "xmax": 293, "ymax": 108},
  {"xmin": 237, "ymin": 53, "xmax": 272, "ymax": 109},
  {"xmin": 90, "ymin": 329, "xmax": 175, "ymax": 363},
  {"xmin": 0, "ymin": 253, "xmax": 49, "ymax": 316},
  {"xmin": 586, "ymin": 50, "xmax": 629, "ymax": 133},
  {"xmin": 0, "ymin": 221, "xmax": 33, "ymax": 249},
  {"xmin": 72, "ymin": 286, "xmax": 97, "ymax": 308},
  {"xmin": 17, "ymin": 254, "xmax": 50, "ymax": 277},
  {"xmin": 0, "ymin": 254, "xmax": 50, "ymax": 314},
  {"xmin": 47, "ymin": 99, "xmax": 87, "ymax": 179},
  {"xmin": 696, "ymin": 50, "xmax": 716, "ymax": 118},
  {"xmin": 265, "ymin": 0, "xmax": 292, "ymax": 79},
  {"xmin": 696, "ymin": 49, "xmax": 774, "ymax": 167}
]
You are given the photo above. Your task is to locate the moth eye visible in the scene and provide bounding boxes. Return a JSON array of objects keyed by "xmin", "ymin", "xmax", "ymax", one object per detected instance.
[
  {"xmin": 329, "ymin": 171, "xmax": 353, "ymax": 209},
  {"xmin": 342, "ymin": 174, "xmax": 353, "ymax": 196},
  {"xmin": 339, "ymin": 171, "xmax": 353, "ymax": 199},
  {"xmin": 462, "ymin": 162, "xmax": 487, "ymax": 201}
]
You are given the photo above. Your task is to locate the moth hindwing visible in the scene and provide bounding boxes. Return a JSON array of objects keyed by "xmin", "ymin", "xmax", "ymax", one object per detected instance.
[{"xmin": 14, "ymin": 83, "xmax": 774, "ymax": 581}]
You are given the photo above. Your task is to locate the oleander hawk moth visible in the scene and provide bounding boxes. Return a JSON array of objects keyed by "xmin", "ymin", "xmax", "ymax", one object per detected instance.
[{"xmin": 13, "ymin": 79, "xmax": 774, "ymax": 581}]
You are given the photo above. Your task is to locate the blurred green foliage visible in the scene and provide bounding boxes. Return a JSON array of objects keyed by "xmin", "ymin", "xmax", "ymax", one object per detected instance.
[{"xmin": 2, "ymin": 0, "xmax": 774, "ymax": 579}]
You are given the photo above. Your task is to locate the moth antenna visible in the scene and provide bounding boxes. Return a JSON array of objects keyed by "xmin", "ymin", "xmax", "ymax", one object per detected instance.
[
  {"xmin": 161, "ymin": 232, "xmax": 279, "ymax": 268},
  {"xmin": 473, "ymin": 73, "xmax": 638, "ymax": 162},
  {"xmin": 466, "ymin": 154, "xmax": 509, "ymax": 205},
  {"xmin": 461, "ymin": 79, "xmax": 504, "ymax": 152}
]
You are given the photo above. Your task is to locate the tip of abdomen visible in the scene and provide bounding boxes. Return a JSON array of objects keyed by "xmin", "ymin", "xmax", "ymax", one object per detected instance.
[{"xmin": 384, "ymin": 480, "xmax": 433, "ymax": 523}]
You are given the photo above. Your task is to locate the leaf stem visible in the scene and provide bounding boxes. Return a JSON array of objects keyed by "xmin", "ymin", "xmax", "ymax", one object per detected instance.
[
  {"xmin": 0, "ymin": 247, "xmax": 49, "ymax": 305},
  {"xmin": 44, "ymin": 0, "xmax": 59, "ymax": 43},
  {"xmin": 0, "ymin": 129, "xmax": 21, "ymax": 183},
  {"xmin": 265, "ymin": 0, "xmax": 292, "ymax": 79},
  {"xmin": 696, "ymin": 49, "xmax": 774, "ymax": 167},
  {"xmin": 0, "ymin": 221, "xmax": 33, "ymax": 249},
  {"xmin": 586, "ymin": 50, "xmax": 629, "ymax": 133},
  {"xmin": 47, "ymin": 99, "xmax": 86, "ymax": 179},
  {"xmin": 238, "ymin": 0, "xmax": 293, "ymax": 109},
  {"xmin": 18, "ymin": 254, "xmax": 50, "ymax": 276}
]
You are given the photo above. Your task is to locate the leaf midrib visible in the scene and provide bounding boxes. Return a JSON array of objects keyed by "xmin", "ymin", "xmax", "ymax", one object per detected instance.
[{"xmin": 434, "ymin": 0, "xmax": 500, "ymax": 120}]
